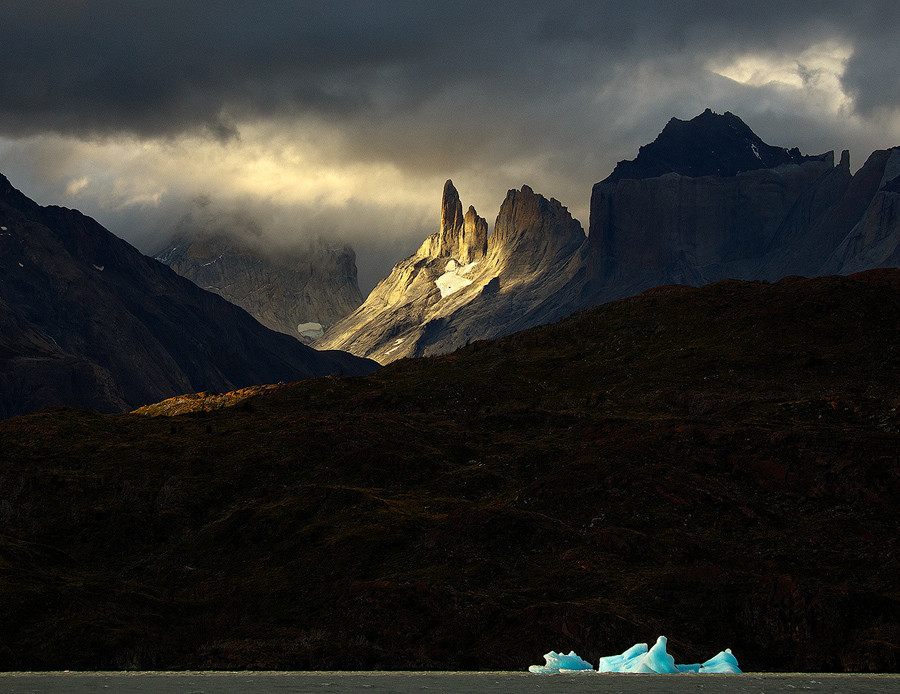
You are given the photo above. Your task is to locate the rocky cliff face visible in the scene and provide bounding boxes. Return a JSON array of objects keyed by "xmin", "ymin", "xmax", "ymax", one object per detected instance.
[
  {"xmin": 587, "ymin": 111, "xmax": 836, "ymax": 294},
  {"xmin": 821, "ymin": 147, "xmax": 900, "ymax": 274},
  {"xmin": 317, "ymin": 180, "xmax": 586, "ymax": 363},
  {"xmin": 585, "ymin": 110, "xmax": 900, "ymax": 305},
  {"xmin": 487, "ymin": 185, "xmax": 584, "ymax": 273},
  {"xmin": 156, "ymin": 234, "xmax": 363, "ymax": 343},
  {"xmin": 0, "ymin": 173, "xmax": 376, "ymax": 417}
]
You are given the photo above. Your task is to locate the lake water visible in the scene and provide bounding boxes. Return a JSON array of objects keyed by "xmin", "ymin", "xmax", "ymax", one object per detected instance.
[{"xmin": 1, "ymin": 672, "xmax": 899, "ymax": 694}]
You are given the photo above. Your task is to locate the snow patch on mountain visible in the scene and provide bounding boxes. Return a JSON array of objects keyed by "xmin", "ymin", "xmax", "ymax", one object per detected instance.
[
  {"xmin": 435, "ymin": 259, "xmax": 479, "ymax": 298},
  {"xmin": 297, "ymin": 322, "xmax": 324, "ymax": 339}
]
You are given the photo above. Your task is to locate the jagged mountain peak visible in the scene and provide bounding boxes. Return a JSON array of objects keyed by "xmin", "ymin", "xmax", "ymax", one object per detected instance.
[
  {"xmin": 325, "ymin": 109, "xmax": 900, "ymax": 368},
  {"xmin": 489, "ymin": 184, "xmax": 584, "ymax": 263},
  {"xmin": 419, "ymin": 180, "xmax": 488, "ymax": 264},
  {"xmin": 607, "ymin": 108, "xmax": 827, "ymax": 181},
  {"xmin": 440, "ymin": 179, "xmax": 464, "ymax": 235},
  {"xmin": 318, "ymin": 180, "xmax": 586, "ymax": 362},
  {"xmin": 839, "ymin": 149, "xmax": 851, "ymax": 170}
]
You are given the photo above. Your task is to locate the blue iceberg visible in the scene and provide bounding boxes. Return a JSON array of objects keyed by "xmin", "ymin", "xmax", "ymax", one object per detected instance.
[
  {"xmin": 530, "ymin": 635, "xmax": 742, "ymax": 674},
  {"xmin": 625, "ymin": 636, "xmax": 679, "ymax": 673},
  {"xmin": 698, "ymin": 648, "xmax": 742, "ymax": 673},
  {"xmin": 597, "ymin": 642, "xmax": 648, "ymax": 672},
  {"xmin": 528, "ymin": 650, "xmax": 594, "ymax": 674}
]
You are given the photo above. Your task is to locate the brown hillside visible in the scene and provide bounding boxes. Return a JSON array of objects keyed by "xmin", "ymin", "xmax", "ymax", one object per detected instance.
[{"xmin": 1, "ymin": 270, "xmax": 898, "ymax": 671}]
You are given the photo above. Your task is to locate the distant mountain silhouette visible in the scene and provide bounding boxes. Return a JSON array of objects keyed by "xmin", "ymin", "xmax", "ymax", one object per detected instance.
[
  {"xmin": 156, "ymin": 231, "xmax": 363, "ymax": 343},
  {"xmin": 606, "ymin": 108, "xmax": 821, "ymax": 180}
]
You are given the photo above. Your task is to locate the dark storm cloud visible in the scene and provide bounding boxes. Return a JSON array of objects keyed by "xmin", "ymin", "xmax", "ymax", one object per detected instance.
[
  {"xmin": 3, "ymin": 1, "xmax": 900, "ymax": 290},
  {"xmin": 0, "ymin": 1, "xmax": 430, "ymax": 137},
  {"xmin": 2, "ymin": 1, "xmax": 897, "ymax": 140}
]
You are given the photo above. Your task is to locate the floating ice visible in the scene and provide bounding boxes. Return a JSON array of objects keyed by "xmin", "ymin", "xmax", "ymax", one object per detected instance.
[
  {"xmin": 624, "ymin": 636, "xmax": 679, "ymax": 673},
  {"xmin": 676, "ymin": 663, "xmax": 702, "ymax": 673},
  {"xmin": 530, "ymin": 636, "xmax": 741, "ymax": 674},
  {"xmin": 597, "ymin": 642, "xmax": 647, "ymax": 672},
  {"xmin": 698, "ymin": 649, "xmax": 742, "ymax": 674},
  {"xmin": 528, "ymin": 650, "xmax": 593, "ymax": 674}
]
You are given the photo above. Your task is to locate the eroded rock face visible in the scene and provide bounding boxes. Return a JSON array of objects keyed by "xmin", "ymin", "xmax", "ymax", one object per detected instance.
[
  {"xmin": 0, "ymin": 173, "xmax": 376, "ymax": 417},
  {"xmin": 821, "ymin": 147, "xmax": 900, "ymax": 274},
  {"xmin": 317, "ymin": 180, "xmax": 586, "ymax": 363},
  {"xmin": 584, "ymin": 110, "xmax": 900, "ymax": 306},
  {"xmin": 156, "ymin": 235, "xmax": 363, "ymax": 342},
  {"xmin": 488, "ymin": 185, "xmax": 584, "ymax": 274}
]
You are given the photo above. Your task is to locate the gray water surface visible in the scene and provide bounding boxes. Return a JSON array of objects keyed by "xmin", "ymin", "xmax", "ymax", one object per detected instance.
[{"xmin": 2, "ymin": 672, "xmax": 898, "ymax": 694}]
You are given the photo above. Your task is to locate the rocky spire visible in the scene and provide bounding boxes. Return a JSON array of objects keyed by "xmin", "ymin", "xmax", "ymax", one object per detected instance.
[
  {"xmin": 419, "ymin": 180, "xmax": 487, "ymax": 262},
  {"xmin": 460, "ymin": 205, "xmax": 488, "ymax": 263},
  {"xmin": 440, "ymin": 179, "xmax": 465, "ymax": 240}
]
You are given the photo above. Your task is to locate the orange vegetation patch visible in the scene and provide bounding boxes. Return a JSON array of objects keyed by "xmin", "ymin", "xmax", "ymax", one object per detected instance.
[{"xmin": 132, "ymin": 383, "xmax": 285, "ymax": 416}]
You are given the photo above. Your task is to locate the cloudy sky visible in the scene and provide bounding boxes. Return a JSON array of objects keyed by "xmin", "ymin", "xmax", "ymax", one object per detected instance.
[{"xmin": 2, "ymin": 1, "xmax": 899, "ymax": 290}]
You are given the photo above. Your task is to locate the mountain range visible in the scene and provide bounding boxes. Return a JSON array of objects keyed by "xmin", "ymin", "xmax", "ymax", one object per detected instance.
[
  {"xmin": 3, "ymin": 108, "xmax": 899, "ymax": 413},
  {"xmin": 0, "ymin": 175, "xmax": 376, "ymax": 417},
  {"xmin": 1, "ymin": 107, "xmax": 898, "ymax": 672},
  {"xmin": 320, "ymin": 109, "xmax": 900, "ymax": 362},
  {"xmin": 317, "ymin": 180, "xmax": 586, "ymax": 361}
]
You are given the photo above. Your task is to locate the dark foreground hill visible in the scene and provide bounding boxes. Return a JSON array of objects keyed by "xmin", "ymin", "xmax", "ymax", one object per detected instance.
[
  {"xmin": 0, "ymin": 173, "xmax": 376, "ymax": 417},
  {"xmin": 1, "ymin": 270, "xmax": 898, "ymax": 672}
]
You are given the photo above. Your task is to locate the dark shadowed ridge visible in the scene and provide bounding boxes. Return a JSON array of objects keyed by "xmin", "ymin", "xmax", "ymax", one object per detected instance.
[
  {"xmin": 0, "ymin": 270, "xmax": 897, "ymax": 671},
  {"xmin": 0, "ymin": 173, "xmax": 377, "ymax": 417},
  {"xmin": 605, "ymin": 109, "xmax": 830, "ymax": 182}
]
